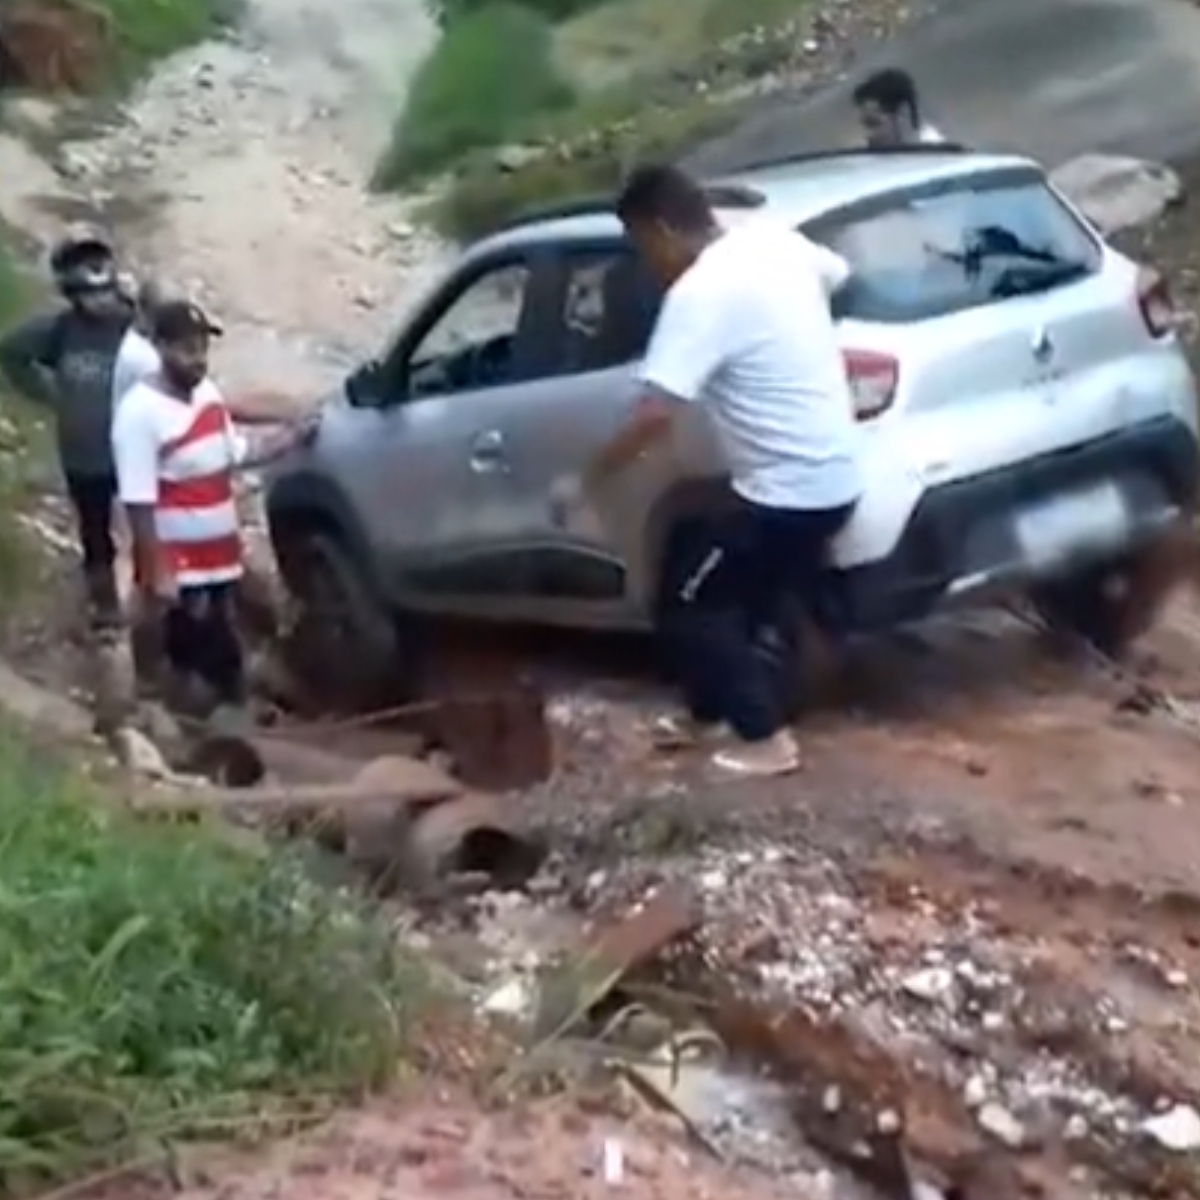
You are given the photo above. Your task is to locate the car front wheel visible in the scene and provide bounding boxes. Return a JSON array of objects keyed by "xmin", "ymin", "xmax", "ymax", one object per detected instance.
[{"xmin": 278, "ymin": 526, "xmax": 415, "ymax": 709}]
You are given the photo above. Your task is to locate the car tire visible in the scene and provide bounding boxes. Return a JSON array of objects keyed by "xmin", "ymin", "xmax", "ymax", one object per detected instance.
[
  {"xmin": 1029, "ymin": 538, "xmax": 1182, "ymax": 659},
  {"xmin": 279, "ymin": 526, "xmax": 415, "ymax": 709}
]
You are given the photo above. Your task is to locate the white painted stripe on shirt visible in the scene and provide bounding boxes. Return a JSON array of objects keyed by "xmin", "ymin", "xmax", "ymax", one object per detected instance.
[
  {"xmin": 156, "ymin": 499, "xmax": 240, "ymax": 545},
  {"xmin": 175, "ymin": 564, "xmax": 244, "ymax": 588},
  {"xmin": 160, "ymin": 430, "xmax": 237, "ymax": 481}
]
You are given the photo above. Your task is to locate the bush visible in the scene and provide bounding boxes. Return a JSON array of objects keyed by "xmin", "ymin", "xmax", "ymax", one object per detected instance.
[
  {"xmin": 0, "ymin": 240, "xmax": 38, "ymax": 595},
  {"xmin": 0, "ymin": 732, "xmax": 430, "ymax": 1194},
  {"xmin": 93, "ymin": 0, "xmax": 243, "ymax": 79},
  {"xmin": 428, "ymin": 93, "xmax": 745, "ymax": 241},
  {"xmin": 429, "ymin": 0, "xmax": 602, "ymax": 29},
  {"xmin": 372, "ymin": 3, "xmax": 575, "ymax": 191}
]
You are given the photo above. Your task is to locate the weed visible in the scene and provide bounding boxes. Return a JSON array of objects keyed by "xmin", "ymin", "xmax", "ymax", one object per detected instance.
[
  {"xmin": 0, "ymin": 730, "xmax": 431, "ymax": 1194},
  {"xmin": 0, "ymin": 239, "xmax": 41, "ymax": 598},
  {"xmin": 91, "ymin": 0, "xmax": 244, "ymax": 84},
  {"xmin": 372, "ymin": 3, "xmax": 575, "ymax": 190},
  {"xmin": 426, "ymin": 93, "xmax": 745, "ymax": 241}
]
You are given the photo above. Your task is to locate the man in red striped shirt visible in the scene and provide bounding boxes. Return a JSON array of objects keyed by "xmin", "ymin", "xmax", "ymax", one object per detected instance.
[{"xmin": 112, "ymin": 301, "xmax": 313, "ymax": 710}]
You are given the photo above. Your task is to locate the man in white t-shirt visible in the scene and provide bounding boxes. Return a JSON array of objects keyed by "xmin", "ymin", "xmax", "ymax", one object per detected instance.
[
  {"xmin": 853, "ymin": 68, "xmax": 947, "ymax": 148},
  {"xmin": 552, "ymin": 164, "xmax": 863, "ymax": 777},
  {"xmin": 112, "ymin": 301, "xmax": 314, "ymax": 711}
]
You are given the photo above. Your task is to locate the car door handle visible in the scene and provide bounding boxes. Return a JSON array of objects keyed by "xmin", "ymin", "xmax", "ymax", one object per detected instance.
[{"xmin": 469, "ymin": 429, "xmax": 508, "ymax": 472}]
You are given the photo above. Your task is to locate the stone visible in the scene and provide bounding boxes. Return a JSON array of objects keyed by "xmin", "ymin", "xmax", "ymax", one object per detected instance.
[
  {"xmin": 1141, "ymin": 1103, "xmax": 1200, "ymax": 1152},
  {"xmin": 977, "ymin": 1102, "xmax": 1026, "ymax": 1149},
  {"xmin": 1050, "ymin": 154, "xmax": 1182, "ymax": 235}
]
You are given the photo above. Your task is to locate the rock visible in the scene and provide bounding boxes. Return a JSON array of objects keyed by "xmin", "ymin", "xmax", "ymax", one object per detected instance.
[
  {"xmin": 963, "ymin": 1074, "xmax": 988, "ymax": 1109},
  {"xmin": 1063, "ymin": 1113, "xmax": 1089, "ymax": 1141},
  {"xmin": 900, "ymin": 966, "xmax": 955, "ymax": 1004},
  {"xmin": 976, "ymin": 1102, "xmax": 1026, "ymax": 1149},
  {"xmin": 480, "ymin": 977, "xmax": 533, "ymax": 1018},
  {"xmin": 493, "ymin": 143, "xmax": 544, "ymax": 173},
  {"xmin": 113, "ymin": 726, "xmax": 173, "ymax": 779},
  {"xmin": 1141, "ymin": 1103, "xmax": 1200, "ymax": 1152},
  {"xmin": 1050, "ymin": 154, "xmax": 1182, "ymax": 235}
]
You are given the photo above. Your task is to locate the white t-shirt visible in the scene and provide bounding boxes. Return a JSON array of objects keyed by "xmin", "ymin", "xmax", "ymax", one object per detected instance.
[
  {"xmin": 111, "ymin": 327, "xmax": 160, "ymax": 409},
  {"xmin": 638, "ymin": 222, "xmax": 863, "ymax": 511},
  {"xmin": 918, "ymin": 123, "xmax": 947, "ymax": 144}
]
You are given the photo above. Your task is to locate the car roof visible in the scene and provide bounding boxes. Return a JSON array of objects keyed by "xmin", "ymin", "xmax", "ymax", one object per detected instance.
[{"xmin": 470, "ymin": 148, "xmax": 1040, "ymax": 258}]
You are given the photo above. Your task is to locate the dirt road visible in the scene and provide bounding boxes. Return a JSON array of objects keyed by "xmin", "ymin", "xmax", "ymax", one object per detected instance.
[{"xmin": 5, "ymin": 0, "xmax": 1200, "ymax": 1195}]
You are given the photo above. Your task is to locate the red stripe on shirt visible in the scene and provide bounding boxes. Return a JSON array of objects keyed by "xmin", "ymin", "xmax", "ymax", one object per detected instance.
[
  {"xmin": 167, "ymin": 533, "xmax": 243, "ymax": 577},
  {"xmin": 160, "ymin": 401, "xmax": 230, "ymax": 458},
  {"xmin": 159, "ymin": 469, "xmax": 235, "ymax": 510}
]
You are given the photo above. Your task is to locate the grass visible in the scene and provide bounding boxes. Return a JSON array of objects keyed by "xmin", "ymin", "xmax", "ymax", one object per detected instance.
[
  {"xmin": 0, "ymin": 237, "xmax": 40, "ymax": 597},
  {"xmin": 0, "ymin": 730, "xmax": 431, "ymax": 1195},
  {"xmin": 554, "ymin": 0, "xmax": 810, "ymax": 92},
  {"xmin": 90, "ymin": 0, "xmax": 244, "ymax": 85},
  {"xmin": 393, "ymin": 0, "xmax": 812, "ymax": 238},
  {"xmin": 372, "ymin": 2, "xmax": 575, "ymax": 191},
  {"xmin": 426, "ymin": 92, "xmax": 746, "ymax": 240}
]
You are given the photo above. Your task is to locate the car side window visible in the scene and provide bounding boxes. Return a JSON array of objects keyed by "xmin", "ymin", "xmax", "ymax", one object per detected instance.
[
  {"xmin": 547, "ymin": 248, "xmax": 663, "ymax": 377},
  {"xmin": 405, "ymin": 262, "xmax": 532, "ymax": 400}
]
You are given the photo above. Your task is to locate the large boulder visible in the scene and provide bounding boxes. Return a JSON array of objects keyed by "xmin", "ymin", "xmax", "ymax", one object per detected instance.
[{"xmin": 1049, "ymin": 154, "xmax": 1182, "ymax": 236}]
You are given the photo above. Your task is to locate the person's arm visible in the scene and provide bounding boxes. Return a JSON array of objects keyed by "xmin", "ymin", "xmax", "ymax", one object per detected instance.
[
  {"xmin": 795, "ymin": 233, "xmax": 852, "ymax": 297},
  {"xmin": 111, "ymin": 392, "xmax": 164, "ymax": 593},
  {"xmin": 582, "ymin": 278, "xmax": 726, "ymax": 492},
  {"xmin": 0, "ymin": 313, "xmax": 62, "ymax": 407},
  {"xmin": 224, "ymin": 389, "xmax": 307, "ymax": 425},
  {"xmin": 234, "ymin": 419, "xmax": 315, "ymax": 469}
]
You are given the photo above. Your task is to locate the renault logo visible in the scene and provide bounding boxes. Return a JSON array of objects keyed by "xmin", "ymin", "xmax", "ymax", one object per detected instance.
[{"xmin": 1031, "ymin": 326, "xmax": 1055, "ymax": 364}]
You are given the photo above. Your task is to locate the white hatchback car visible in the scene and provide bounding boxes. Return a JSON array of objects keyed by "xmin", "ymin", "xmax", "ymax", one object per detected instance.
[{"xmin": 267, "ymin": 146, "xmax": 1199, "ymax": 701}]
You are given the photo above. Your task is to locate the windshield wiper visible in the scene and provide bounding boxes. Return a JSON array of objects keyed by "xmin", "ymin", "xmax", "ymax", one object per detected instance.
[{"xmin": 932, "ymin": 225, "xmax": 1080, "ymax": 279}]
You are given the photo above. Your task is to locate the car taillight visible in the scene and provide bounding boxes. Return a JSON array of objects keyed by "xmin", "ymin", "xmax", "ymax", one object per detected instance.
[
  {"xmin": 843, "ymin": 349, "xmax": 898, "ymax": 419},
  {"xmin": 1137, "ymin": 268, "xmax": 1178, "ymax": 338}
]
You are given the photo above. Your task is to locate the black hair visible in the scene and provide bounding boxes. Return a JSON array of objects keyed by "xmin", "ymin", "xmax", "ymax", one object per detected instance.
[
  {"xmin": 853, "ymin": 68, "xmax": 921, "ymax": 124},
  {"xmin": 614, "ymin": 163, "xmax": 716, "ymax": 234}
]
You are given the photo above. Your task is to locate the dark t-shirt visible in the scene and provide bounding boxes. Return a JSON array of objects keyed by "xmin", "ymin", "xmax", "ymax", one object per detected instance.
[{"xmin": 0, "ymin": 305, "xmax": 137, "ymax": 476}]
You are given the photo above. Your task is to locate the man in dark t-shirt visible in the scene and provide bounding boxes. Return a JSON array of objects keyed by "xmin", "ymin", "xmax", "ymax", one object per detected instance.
[{"xmin": 0, "ymin": 229, "xmax": 155, "ymax": 626}]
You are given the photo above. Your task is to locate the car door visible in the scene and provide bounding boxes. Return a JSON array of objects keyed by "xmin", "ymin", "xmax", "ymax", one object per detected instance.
[
  {"xmin": 335, "ymin": 247, "xmax": 561, "ymax": 614},
  {"xmin": 491, "ymin": 239, "xmax": 666, "ymax": 627}
]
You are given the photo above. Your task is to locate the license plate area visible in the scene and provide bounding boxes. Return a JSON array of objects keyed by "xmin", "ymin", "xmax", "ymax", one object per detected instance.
[{"xmin": 1014, "ymin": 482, "xmax": 1130, "ymax": 572}]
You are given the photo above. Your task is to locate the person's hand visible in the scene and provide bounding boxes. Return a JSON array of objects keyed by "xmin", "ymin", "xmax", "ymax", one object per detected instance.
[
  {"xmin": 548, "ymin": 472, "xmax": 586, "ymax": 529},
  {"xmin": 142, "ymin": 568, "xmax": 178, "ymax": 606},
  {"xmin": 549, "ymin": 472, "xmax": 605, "ymax": 540}
]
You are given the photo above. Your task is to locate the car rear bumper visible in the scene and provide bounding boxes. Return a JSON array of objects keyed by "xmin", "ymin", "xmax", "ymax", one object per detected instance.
[{"xmin": 835, "ymin": 415, "xmax": 1200, "ymax": 629}]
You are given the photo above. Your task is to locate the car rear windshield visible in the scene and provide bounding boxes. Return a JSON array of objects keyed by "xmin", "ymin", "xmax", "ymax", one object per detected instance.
[{"xmin": 803, "ymin": 168, "xmax": 1102, "ymax": 324}]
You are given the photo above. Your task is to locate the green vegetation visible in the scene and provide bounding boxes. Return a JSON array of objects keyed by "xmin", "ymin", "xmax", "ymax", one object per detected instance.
[
  {"xmin": 429, "ymin": 0, "xmax": 600, "ymax": 29},
  {"xmin": 426, "ymin": 95, "xmax": 745, "ymax": 240},
  {"xmin": 381, "ymin": 0, "xmax": 811, "ymax": 239},
  {"xmin": 0, "ymin": 238, "xmax": 39, "ymax": 596},
  {"xmin": 0, "ymin": 731, "xmax": 430, "ymax": 1194},
  {"xmin": 372, "ymin": 3, "xmax": 575, "ymax": 191},
  {"xmin": 91, "ymin": 0, "xmax": 244, "ymax": 84}
]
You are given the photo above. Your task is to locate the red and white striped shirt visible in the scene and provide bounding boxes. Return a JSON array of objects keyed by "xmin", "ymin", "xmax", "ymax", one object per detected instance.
[{"xmin": 112, "ymin": 376, "xmax": 248, "ymax": 588}]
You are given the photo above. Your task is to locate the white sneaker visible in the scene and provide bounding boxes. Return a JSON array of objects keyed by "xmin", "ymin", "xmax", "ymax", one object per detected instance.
[
  {"xmin": 650, "ymin": 712, "xmax": 730, "ymax": 749},
  {"xmin": 711, "ymin": 730, "xmax": 801, "ymax": 777}
]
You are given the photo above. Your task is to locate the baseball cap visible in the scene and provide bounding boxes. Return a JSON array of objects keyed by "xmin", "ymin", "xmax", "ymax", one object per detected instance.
[{"xmin": 150, "ymin": 300, "xmax": 224, "ymax": 343}]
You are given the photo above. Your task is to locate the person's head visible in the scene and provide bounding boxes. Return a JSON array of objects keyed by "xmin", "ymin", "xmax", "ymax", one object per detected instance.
[
  {"xmin": 151, "ymin": 301, "xmax": 221, "ymax": 394},
  {"xmin": 853, "ymin": 68, "xmax": 922, "ymax": 147},
  {"xmin": 615, "ymin": 163, "xmax": 720, "ymax": 287},
  {"xmin": 50, "ymin": 228, "xmax": 124, "ymax": 318},
  {"xmin": 135, "ymin": 278, "xmax": 169, "ymax": 334}
]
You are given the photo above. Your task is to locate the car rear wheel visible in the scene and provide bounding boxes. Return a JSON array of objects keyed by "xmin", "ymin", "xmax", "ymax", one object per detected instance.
[
  {"xmin": 1029, "ymin": 535, "xmax": 1184, "ymax": 659},
  {"xmin": 279, "ymin": 527, "xmax": 416, "ymax": 709}
]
